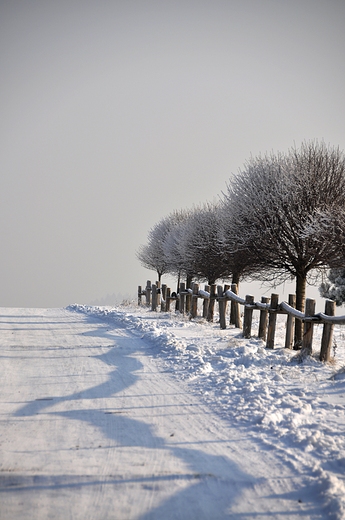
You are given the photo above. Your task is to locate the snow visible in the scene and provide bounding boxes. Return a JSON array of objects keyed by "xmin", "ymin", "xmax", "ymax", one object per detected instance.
[{"xmin": 1, "ymin": 304, "xmax": 345, "ymax": 519}]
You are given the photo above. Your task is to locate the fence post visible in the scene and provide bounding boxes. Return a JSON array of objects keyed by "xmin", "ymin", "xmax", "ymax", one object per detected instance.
[
  {"xmin": 138, "ymin": 286, "xmax": 142, "ymax": 306},
  {"xmin": 258, "ymin": 296, "xmax": 270, "ymax": 340},
  {"xmin": 156, "ymin": 280, "xmax": 161, "ymax": 308},
  {"xmin": 320, "ymin": 299, "xmax": 336, "ymax": 362},
  {"xmin": 243, "ymin": 295, "xmax": 255, "ymax": 338},
  {"xmin": 231, "ymin": 283, "xmax": 242, "ymax": 328},
  {"xmin": 161, "ymin": 284, "xmax": 167, "ymax": 312},
  {"xmin": 302, "ymin": 298, "xmax": 316, "ymax": 355},
  {"xmin": 217, "ymin": 285, "xmax": 226, "ymax": 329},
  {"xmin": 186, "ymin": 279, "xmax": 192, "ymax": 314},
  {"xmin": 223, "ymin": 284, "xmax": 230, "ymax": 323},
  {"xmin": 207, "ymin": 284, "xmax": 217, "ymax": 322},
  {"xmin": 175, "ymin": 280, "xmax": 180, "ymax": 311},
  {"xmin": 266, "ymin": 293, "xmax": 279, "ymax": 349},
  {"xmin": 230, "ymin": 283, "xmax": 237, "ymax": 325},
  {"xmin": 146, "ymin": 281, "xmax": 152, "ymax": 307},
  {"xmin": 166, "ymin": 287, "xmax": 171, "ymax": 312},
  {"xmin": 151, "ymin": 284, "xmax": 157, "ymax": 311},
  {"xmin": 191, "ymin": 283, "xmax": 199, "ymax": 318},
  {"xmin": 203, "ymin": 285, "xmax": 210, "ymax": 319},
  {"xmin": 285, "ymin": 294, "xmax": 296, "ymax": 349},
  {"xmin": 179, "ymin": 282, "xmax": 186, "ymax": 314}
]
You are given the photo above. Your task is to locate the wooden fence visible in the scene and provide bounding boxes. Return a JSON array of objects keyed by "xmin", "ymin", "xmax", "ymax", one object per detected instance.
[{"xmin": 138, "ymin": 280, "xmax": 345, "ymax": 362}]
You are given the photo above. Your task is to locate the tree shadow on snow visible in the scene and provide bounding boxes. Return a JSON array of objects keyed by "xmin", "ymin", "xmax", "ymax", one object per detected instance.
[{"xmin": 9, "ymin": 311, "xmax": 314, "ymax": 519}]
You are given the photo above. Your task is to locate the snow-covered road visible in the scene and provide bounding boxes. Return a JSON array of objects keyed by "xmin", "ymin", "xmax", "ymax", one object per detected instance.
[{"xmin": 0, "ymin": 307, "xmax": 343, "ymax": 519}]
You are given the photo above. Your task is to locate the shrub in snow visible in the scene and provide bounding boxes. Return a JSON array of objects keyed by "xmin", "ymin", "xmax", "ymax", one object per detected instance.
[{"xmin": 320, "ymin": 268, "xmax": 345, "ymax": 306}]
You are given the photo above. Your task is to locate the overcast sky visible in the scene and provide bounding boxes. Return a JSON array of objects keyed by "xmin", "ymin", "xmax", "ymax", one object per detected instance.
[{"xmin": 1, "ymin": 0, "xmax": 345, "ymax": 307}]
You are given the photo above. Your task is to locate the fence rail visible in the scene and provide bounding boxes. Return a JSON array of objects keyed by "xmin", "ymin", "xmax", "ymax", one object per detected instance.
[{"xmin": 138, "ymin": 280, "xmax": 345, "ymax": 362}]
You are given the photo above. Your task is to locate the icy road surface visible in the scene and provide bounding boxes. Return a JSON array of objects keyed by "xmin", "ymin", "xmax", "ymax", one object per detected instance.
[{"xmin": 0, "ymin": 307, "xmax": 343, "ymax": 519}]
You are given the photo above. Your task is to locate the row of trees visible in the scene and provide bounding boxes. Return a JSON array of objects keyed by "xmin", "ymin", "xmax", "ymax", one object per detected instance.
[{"xmin": 137, "ymin": 141, "xmax": 345, "ymax": 345}]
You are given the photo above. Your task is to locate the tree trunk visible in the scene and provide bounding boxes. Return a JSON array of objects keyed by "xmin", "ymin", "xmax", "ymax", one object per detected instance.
[
  {"xmin": 232, "ymin": 271, "xmax": 240, "ymax": 286},
  {"xmin": 176, "ymin": 273, "xmax": 180, "ymax": 292},
  {"xmin": 294, "ymin": 273, "xmax": 306, "ymax": 347}
]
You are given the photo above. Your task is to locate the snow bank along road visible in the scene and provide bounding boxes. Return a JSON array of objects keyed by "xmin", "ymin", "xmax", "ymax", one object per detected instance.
[{"xmin": 0, "ymin": 306, "xmax": 344, "ymax": 519}]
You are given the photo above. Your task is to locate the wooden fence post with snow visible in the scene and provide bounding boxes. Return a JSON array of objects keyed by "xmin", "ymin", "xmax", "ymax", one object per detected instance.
[
  {"xmin": 302, "ymin": 298, "xmax": 316, "ymax": 355},
  {"xmin": 223, "ymin": 284, "xmax": 230, "ymax": 325},
  {"xmin": 138, "ymin": 286, "xmax": 142, "ymax": 306},
  {"xmin": 258, "ymin": 296, "xmax": 270, "ymax": 340},
  {"xmin": 217, "ymin": 285, "xmax": 226, "ymax": 330},
  {"xmin": 186, "ymin": 282, "xmax": 192, "ymax": 315},
  {"xmin": 151, "ymin": 284, "xmax": 157, "ymax": 311},
  {"xmin": 179, "ymin": 282, "xmax": 186, "ymax": 315},
  {"xmin": 320, "ymin": 299, "xmax": 336, "ymax": 362},
  {"xmin": 145, "ymin": 280, "xmax": 152, "ymax": 307},
  {"xmin": 156, "ymin": 280, "xmax": 161, "ymax": 308},
  {"xmin": 243, "ymin": 295, "xmax": 255, "ymax": 338},
  {"xmin": 161, "ymin": 284, "xmax": 167, "ymax": 312},
  {"xmin": 266, "ymin": 293, "xmax": 279, "ymax": 349},
  {"xmin": 285, "ymin": 294, "xmax": 296, "ymax": 349},
  {"xmin": 191, "ymin": 283, "xmax": 199, "ymax": 319},
  {"xmin": 165, "ymin": 287, "xmax": 171, "ymax": 312},
  {"xmin": 230, "ymin": 283, "xmax": 241, "ymax": 328},
  {"xmin": 207, "ymin": 284, "xmax": 217, "ymax": 322},
  {"xmin": 203, "ymin": 285, "xmax": 210, "ymax": 319}
]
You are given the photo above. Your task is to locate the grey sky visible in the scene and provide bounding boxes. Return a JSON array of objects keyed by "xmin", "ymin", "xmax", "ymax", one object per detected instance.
[{"xmin": 1, "ymin": 0, "xmax": 345, "ymax": 307}]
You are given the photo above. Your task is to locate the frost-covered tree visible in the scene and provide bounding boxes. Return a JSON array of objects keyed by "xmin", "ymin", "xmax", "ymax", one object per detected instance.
[
  {"xmin": 179, "ymin": 202, "xmax": 228, "ymax": 285},
  {"xmin": 137, "ymin": 210, "xmax": 189, "ymax": 281},
  {"xmin": 303, "ymin": 207, "xmax": 345, "ymax": 267},
  {"xmin": 137, "ymin": 228, "xmax": 168, "ymax": 282},
  {"xmin": 222, "ymin": 141, "xmax": 345, "ymax": 344},
  {"xmin": 320, "ymin": 268, "xmax": 345, "ymax": 306},
  {"xmin": 218, "ymin": 202, "xmax": 265, "ymax": 287},
  {"xmin": 137, "ymin": 243, "xmax": 166, "ymax": 282},
  {"xmin": 162, "ymin": 209, "xmax": 195, "ymax": 288}
]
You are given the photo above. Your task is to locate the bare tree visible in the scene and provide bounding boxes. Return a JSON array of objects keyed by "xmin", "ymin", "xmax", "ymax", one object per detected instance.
[{"xmin": 222, "ymin": 141, "xmax": 345, "ymax": 345}]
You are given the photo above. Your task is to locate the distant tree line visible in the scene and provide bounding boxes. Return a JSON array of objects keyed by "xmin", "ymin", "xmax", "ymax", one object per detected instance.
[{"xmin": 137, "ymin": 140, "xmax": 345, "ymax": 345}]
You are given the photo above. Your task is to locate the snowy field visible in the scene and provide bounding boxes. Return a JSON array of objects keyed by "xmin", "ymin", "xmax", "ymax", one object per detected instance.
[{"xmin": 1, "ymin": 303, "xmax": 345, "ymax": 519}]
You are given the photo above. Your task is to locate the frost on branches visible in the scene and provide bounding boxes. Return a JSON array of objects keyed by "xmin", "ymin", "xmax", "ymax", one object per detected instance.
[
  {"xmin": 137, "ymin": 209, "xmax": 190, "ymax": 282},
  {"xmin": 320, "ymin": 268, "xmax": 345, "ymax": 306},
  {"xmin": 221, "ymin": 141, "xmax": 345, "ymax": 344},
  {"xmin": 137, "ymin": 140, "xmax": 345, "ymax": 347},
  {"xmin": 178, "ymin": 202, "xmax": 228, "ymax": 285}
]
